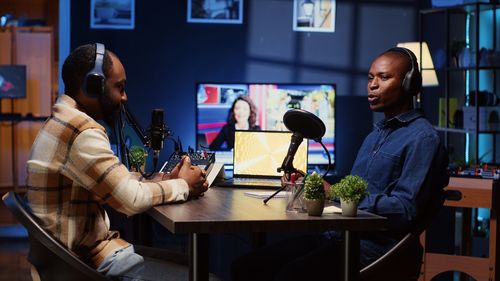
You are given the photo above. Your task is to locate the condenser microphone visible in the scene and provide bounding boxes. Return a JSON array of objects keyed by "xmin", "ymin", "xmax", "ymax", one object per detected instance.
[
  {"xmin": 278, "ymin": 109, "xmax": 326, "ymax": 173},
  {"xmin": 264, "ymin": 109, "xmax": 329, "ymax": 204},
  {"xmin": 150, "ymin": 109, "xmax": 165, "ymax": 159},
  {"xmin": 278, "ymin": 132, "xmax": 304, "ymax": 173}
]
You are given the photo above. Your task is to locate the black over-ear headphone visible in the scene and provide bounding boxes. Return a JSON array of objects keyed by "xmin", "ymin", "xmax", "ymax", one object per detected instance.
[
  {"xmin": 387, "ymin": 47, "xmax": 422, "ymax": 96},
  {"xmin": 84, "ymin": 43, "xmax": 106, "ymax": 98}
]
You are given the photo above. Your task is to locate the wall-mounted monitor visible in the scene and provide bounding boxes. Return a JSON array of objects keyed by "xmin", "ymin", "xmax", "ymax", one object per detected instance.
[
  {"xmin": 0, "ymin": 65, "xmax": 27, "ymax": 99},
  {"xmin": 196, "ymin": 83, "xmax": 335, "ymax": 169}
]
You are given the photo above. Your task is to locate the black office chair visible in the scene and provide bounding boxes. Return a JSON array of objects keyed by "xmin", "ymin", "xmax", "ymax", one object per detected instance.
[
  {"xmin": 359, "ymin": 231, "xmax": 423, "ymax": 281},
  {"xmin": 359, "ymin": 183, "xmax": 455, "ymax": 281},
  {"xmin": 2, "ymin": 191, "xmax": 109, "ymax": 281}
]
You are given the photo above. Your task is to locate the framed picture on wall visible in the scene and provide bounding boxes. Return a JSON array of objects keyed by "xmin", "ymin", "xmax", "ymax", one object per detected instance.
[
  {"xmin": 90, "ymin": 0, "xmax": 135, "ymax": 30},
  {"xmin": 293, "ymin": 0, "xmax": 336, "ymax": 32},
  {"xmin": 188, "ymin": 0, "xmax": 243, "ymax": 24}
]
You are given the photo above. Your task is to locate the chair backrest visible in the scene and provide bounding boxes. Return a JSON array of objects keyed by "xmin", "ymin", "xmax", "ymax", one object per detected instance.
[
  {"xmin": 359, "ymin": 232, "xmax": 423, "ymax": 281},
  {"xmin": 2, "ymin": 191, "xmax": 108, "ymax": 281},
  {"xmin": 359, "ymin": 188, "xmax": 454, "ymax": 281}
]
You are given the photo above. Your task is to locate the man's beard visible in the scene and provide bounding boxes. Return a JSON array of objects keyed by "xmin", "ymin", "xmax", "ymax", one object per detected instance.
[{"xmin": 99, "ymin": 92, "xmax": 121, "ymax": 128}]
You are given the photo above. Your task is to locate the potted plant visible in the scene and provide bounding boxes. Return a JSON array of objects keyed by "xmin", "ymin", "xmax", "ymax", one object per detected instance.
[
  {"xmin": 129, "ymin": 145, "xmax": 146, "ymax": 172},
  {"xmin": 331, "ymin": 175, "xmax": 368, "ymax": 217},
  {"xmin": 303, "ymin": 172, "xmax": 325, "ymax": 216}
]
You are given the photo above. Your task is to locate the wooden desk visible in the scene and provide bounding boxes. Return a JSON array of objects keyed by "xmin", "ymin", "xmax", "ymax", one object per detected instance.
[
  {"xmin": 149, "ymin": 187, "xmax": 387, "ymax": 281},
  {"xmin": 420, "ymin": 177, "xmax": 500, "ymax": 281}
]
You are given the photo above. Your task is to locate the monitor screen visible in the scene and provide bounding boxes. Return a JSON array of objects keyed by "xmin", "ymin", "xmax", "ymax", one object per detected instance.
[
  {"xmin": 0, "ymin": 65, "xmax": 27, "ymax": 99},
  {"xmin": 196, "ymin": 83, "xmax": 335, "ymax": 168}
]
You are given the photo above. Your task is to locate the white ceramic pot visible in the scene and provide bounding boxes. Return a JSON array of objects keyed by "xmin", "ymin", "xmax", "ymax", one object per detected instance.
[{"xmin": 340, "ymin": 199, "xmax": 358, "ymax": 217}]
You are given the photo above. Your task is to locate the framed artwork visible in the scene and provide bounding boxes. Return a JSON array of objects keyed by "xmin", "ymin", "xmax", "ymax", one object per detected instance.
[
  {"xmin": 91, "ymin": 0, "xmax": 135, "ymax": 30},
  {"xmin": 188, "ymin": 0, "xmax": 243, "ymax": 24},
  {"xmin": 293, "ymin": 0, "xmax": 336, "ymax": 32}
]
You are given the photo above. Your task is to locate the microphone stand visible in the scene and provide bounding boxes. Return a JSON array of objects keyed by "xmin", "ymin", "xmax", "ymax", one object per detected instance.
[
  {"xmin": 262, "ymin": 168, "xmax": 295, "ymax": 204},
  {"xmin": 121, "ymin": 104, "xmax": 155, "ymax": 179},
  {"xmin": 123, "ymin": 104, "xmax": 149, "ymax": 147},
  {"xmin": 117, "ymin": 109, "xmax": 130, "ymax": 169},
  {"xmin": 263, "ymin": 132, "xmax": 304, "ymax": 204},
  {"xmin": 263, "ymin": 138, "xmax": 330, "ymax": 204}
]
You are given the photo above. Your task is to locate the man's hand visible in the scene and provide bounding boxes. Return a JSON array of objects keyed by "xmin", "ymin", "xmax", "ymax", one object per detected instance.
[
  {"xmin": 280, "ymin": 170, "xmax": 306, "ymax": 187},
  {"xmin": 176, "ymin": 156, "xmax": 209, "ymax": 198},
  {"xmin": 162, "ymin": 161, "xmax": 182, "ymax": 180}
]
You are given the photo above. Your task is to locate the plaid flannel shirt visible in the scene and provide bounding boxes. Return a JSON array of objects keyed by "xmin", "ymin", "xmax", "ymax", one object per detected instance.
[{"xmin": 26, "ymin": 95, "xmax": 189, "ymax": 268}]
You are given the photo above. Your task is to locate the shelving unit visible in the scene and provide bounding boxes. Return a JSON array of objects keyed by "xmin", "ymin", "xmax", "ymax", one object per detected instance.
[
  {"xmin": 419, "ymin": 3, "xmax": 499, "ymax": 280},
  {"xmin": 0, "ymin": 27, "xmax": 55, "ymax": 190},
  {"xmin": 420, "ymin": 2, "xmax": 499, "ymax": 165}
]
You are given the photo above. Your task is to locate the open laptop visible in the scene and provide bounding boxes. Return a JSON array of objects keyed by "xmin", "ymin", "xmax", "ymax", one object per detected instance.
[{"xmin": 216, "ymin": 130, "xmax": 308, "ymax": 189}]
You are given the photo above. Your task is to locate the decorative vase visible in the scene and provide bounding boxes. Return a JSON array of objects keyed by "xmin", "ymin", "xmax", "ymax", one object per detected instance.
[
  {"xmin": 340, "ymin": 199, "xmax": 358, "ymax": 217},
  {"xmin": 305, "ymin": 198, "xmax": 325, "ymax": 216}
]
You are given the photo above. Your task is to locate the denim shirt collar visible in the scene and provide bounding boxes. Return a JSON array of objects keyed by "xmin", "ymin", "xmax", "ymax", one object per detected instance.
[{"xmin": 374, "ymin": 109, "xmax": 424, "ymax": 130}]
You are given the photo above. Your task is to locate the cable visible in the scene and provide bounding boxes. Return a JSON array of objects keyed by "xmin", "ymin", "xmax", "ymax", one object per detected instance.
[{"xmin": 318, "ymin": 140, "xmax": 331, "ymax": 179}]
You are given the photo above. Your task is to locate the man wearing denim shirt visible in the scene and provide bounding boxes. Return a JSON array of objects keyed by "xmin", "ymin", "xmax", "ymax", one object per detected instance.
[{"xmin": 231, "ymin": 47, "xmax": 449, "ymax": 281}]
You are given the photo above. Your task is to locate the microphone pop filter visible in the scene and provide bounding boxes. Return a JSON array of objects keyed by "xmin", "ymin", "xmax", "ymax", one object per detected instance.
[{"xmin": 283, "ymin": 109, "xmax": 326, "ymax": 140}]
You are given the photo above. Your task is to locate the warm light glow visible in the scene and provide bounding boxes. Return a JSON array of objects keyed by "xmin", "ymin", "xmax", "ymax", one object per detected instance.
[{"xmin": 397, "ymin": 42, "xmax": 439, "ymax": 87}]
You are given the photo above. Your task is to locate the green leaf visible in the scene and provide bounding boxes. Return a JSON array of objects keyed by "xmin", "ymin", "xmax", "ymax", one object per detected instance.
[
  {"xmin": 330, "ymin": 175, "xmax": 368, "ymax": 204},
  {"xmin": 129, "ymin": 146, "xmax": 146, "ymax": 169},
  {"xmin": 304, "ymin": 172, "xmax": 325, "ymax": 199}
]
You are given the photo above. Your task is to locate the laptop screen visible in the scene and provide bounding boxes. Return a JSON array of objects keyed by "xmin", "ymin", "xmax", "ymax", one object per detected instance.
[{"xmin": 233, "ymin": 130, "xmax": 308, "ymax": 177}]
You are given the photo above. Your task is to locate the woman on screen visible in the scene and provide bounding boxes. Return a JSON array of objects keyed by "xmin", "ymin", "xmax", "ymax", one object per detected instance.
[{"xmin": 209, "ymin": 95, "xmax": 261, "ymax": 151}]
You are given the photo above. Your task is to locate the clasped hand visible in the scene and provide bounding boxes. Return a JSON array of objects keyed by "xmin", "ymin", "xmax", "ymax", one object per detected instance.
[{"xmin": 162, "ymin": 155, "xmax": 209, "ymax": 199}]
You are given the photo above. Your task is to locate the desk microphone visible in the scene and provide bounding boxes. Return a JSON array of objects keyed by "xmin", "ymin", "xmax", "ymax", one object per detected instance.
[
  {"xmin": 264, "ymin": 109, "xmax": 328, "ymax": 204},
  {"xmin": 278, "ymin": 132, "xmax": 304, "ymax": 174},
  {"xmin": 150, "ymin": 109, "xmax": 165, "ymax": 159},
  {"xmin": 278, "ymin": 109, "xmax": 326, "ymax": 173}
]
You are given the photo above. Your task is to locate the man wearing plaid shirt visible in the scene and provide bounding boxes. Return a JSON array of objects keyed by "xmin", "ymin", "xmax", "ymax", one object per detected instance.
[{"xmin": 26, "ymin": 43, "xmax": 210, "ymax": 280}]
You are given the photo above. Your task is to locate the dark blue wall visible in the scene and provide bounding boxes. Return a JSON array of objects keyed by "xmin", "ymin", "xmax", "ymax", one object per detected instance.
[
  {"xmin": 70, "ymin": 0, "xmax": 424, "ymax": 177},
  {"xmin": 68, "ymin": 1, "xmax": 437, "ymax": 280}
]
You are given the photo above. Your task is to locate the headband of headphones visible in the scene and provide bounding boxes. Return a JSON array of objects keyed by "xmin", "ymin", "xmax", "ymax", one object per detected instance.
[
  {"xmin": 84, "ymin": 43, "xmax": 106, "ymax": 97},
  {"xmin": 386, "ymin": 47, "xmax": 422, "ymax": 96}
]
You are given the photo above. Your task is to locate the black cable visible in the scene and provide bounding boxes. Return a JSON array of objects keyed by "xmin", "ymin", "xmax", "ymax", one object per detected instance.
[
  {"xmin": 118, "ymin": 106, "xmax": 130, "ymax": 169},
  {"xmin": 318, "ymin": 140, "xmax": 331, "ymax": 179}
]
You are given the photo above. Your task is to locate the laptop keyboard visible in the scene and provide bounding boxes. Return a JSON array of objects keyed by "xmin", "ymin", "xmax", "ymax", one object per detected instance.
[{"xmin": 231, "ymin": 178, "xmax": 282, "ymax": 187}]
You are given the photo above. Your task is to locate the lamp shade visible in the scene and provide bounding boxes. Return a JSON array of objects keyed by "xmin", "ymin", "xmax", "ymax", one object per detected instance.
[{"xmin": 397, "ymin": 42, "xmax": 439, "ymax": 87}]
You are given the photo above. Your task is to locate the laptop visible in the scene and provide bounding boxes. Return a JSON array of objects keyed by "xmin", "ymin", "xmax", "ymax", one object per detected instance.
[{"xmin": 216, "ymin": 130, "xmax": 308, "ymax": 189}]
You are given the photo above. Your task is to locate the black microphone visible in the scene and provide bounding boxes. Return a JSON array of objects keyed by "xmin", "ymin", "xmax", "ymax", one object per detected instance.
[
  {"xmin": 278, "ymin": 132, "xmax": 304, "ymax": 173},
  {"xmin": 150, "ymin": 109, "xmax": 165, "ymax": 159},
  {"xmin": 264, "ymin": 109, "xmax": 328, "ymax": 204}
]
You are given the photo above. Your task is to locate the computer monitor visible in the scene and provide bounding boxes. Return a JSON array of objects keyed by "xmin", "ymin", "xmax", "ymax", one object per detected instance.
[
  {"xmin": 196, "ymin": 83, "xmax": 335, "ymax": 169},
  {"xmin": 0, "ymin": 65, "xmax": 27, "ymax": 99}
]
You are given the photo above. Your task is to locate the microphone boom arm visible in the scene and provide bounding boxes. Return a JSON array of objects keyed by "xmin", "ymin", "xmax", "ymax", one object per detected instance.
[{"xmin": 123, "ymin": 104, "xmax": 149, "ymax": 147}]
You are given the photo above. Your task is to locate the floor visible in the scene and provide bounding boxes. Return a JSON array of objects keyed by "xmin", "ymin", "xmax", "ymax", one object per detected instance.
[
  {"xmin": 0, "ymin": 239, "xmax": 31, "ymax": 281},
  {"xmin": 0, "ymin": 188, "xmax": 32, "ymax": 281}
]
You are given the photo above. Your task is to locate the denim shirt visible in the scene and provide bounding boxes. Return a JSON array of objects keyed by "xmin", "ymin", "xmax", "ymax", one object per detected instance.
[{"xmin": 352, "ymin": 110, "xmax": 449, "ymax": 236}]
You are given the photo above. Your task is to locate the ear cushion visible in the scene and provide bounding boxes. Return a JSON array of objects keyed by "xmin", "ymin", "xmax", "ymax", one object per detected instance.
[
  {"xmin": 387, "ymin": 47, "xmax": 422, "ymax": 96},
  {"xmin": 84, "ymin": 73, "xmax": 105, "ymax": 97},
  {"xmin": 84, "ymin": 43, "xmax": 105, "ymax": 98}
]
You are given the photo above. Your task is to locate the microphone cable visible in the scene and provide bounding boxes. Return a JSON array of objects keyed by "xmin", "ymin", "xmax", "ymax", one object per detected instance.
[
  {"xmin": 317, "ymin": 139, "xmax": 331, "ymax": 179},
  {"xmin": 117, "ymin": 105, "xmax": 130, "ymax": 168}
]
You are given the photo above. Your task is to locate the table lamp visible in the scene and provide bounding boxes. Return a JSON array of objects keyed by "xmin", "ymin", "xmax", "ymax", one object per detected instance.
[{"xmin": 397, "ymin": 41, "xmax": 439, "ymax": 87}]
